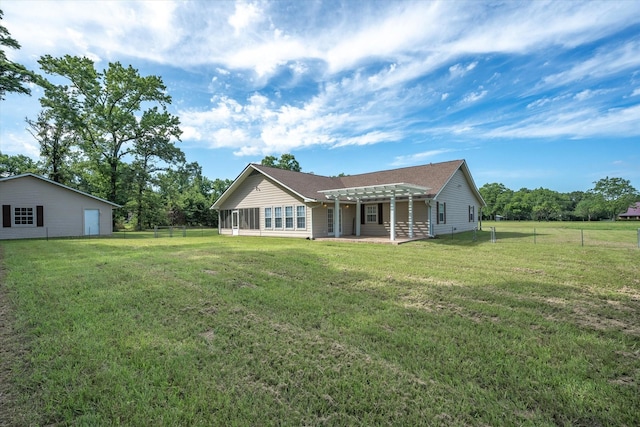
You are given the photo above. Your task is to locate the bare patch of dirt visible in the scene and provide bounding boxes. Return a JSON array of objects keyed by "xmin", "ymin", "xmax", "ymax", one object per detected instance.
[{"xmin": 0, "ymin": 246, "xmax": 26, "ymax": 426}]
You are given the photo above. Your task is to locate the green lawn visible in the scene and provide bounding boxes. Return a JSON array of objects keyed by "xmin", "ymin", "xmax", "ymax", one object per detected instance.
[{"xmin": 1, "ymin": 222, "xmax": 639, "ymax": 425}]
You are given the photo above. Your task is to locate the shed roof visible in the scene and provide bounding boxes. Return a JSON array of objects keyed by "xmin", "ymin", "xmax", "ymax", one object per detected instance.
[{"xmin": 0, "ymin": 173, "xmax": 121, "ymax": 207}]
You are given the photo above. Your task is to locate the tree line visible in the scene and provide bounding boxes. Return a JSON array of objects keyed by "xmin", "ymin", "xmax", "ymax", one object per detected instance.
[{"xmin": 479, "ymin": 178, "xmax": 638, "ymax": 221}]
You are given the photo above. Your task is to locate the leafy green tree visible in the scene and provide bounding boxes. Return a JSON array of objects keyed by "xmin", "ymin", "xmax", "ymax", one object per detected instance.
[
  {"xmin": 0, "ymin": 151, "xmax": 39, "ymax": 176},
  {"xmin": 0, "ymin": 9, "xmax": 35, "ymax": 100},
  {"xmin": 504, "ymin": 188, "xmax": 532, "ymax": 220},
  {"xmin": 26, "ymin": 110, "xmax": 76, "ymax": 184},
  {"xmin": 261, "ymin": 153, "xmax": 301, "ymax": 171},
  {"xmin": 574, "ymin": 193, "xmax": 606, "ymax": 221},
  {"xmin": 592, "ymin": 177, "xmax": 638, "ymax": 220},
  {"xmin": 37, "ymin": 55, "xmax": 181, "ymax": 210},
  {"xmin": 479, "ymin": 183, "xmax": 509, "ymax": 220},
  {"xmin": 528, "ymin": 188, "xmax": 563, "ymax": 221},
  {"xmin": 130, "ymin": 109, "xmax": 184, "ymax": 230}
]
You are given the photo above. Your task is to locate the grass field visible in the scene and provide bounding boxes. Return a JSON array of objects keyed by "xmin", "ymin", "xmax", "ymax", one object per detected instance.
[{"xmin": 1, "ymin": 221, "xmax": 639, "ymax": 425}]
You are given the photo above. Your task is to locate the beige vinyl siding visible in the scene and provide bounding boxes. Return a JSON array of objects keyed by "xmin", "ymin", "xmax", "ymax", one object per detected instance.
[
  {"xmin": 217, "ymin": 173, "xmax": 313, "ymax": 238},
  {"xmin": 361, "ymin": 201, "xmax": 430, "ymax": 238},
  {"xmin": 431, "ymin": 169, "xmax": 480, "ymax": 236},
  {"xmin": 0, "ymin": 176, "xmax": 114, "ymax": 240}
]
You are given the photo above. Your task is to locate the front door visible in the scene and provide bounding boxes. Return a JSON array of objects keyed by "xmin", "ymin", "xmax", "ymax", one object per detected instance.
[
  {"xmin": 84, "ymin": 209, "xmax": 100, "ymax": 236},
  {"xmin": 232, "ymin": 210, "xmax": 239, "ymax": 235}
]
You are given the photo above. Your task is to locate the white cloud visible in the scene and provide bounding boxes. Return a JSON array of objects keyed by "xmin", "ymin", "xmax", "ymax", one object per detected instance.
[
  {"xmin": 392, "ymin": 149, "xmax": 456, "ymax": 166},
  {"xmin": 631, "ymin": 88, "xmax": 640, "ymax": 97},
  {"xmin": 461, "ymin": 90, "xmax": 488, "ymax": 104},
  {"xmin": 542, "ymin": 39, "xmax": 640, "ymax": 89},
  {"xmin": 486, "ymin": 104, "xmax": 640, "ymax": 139},
  {"xmin": 228, "ymin": 2, "xmax": 263, "ymax": 35}
]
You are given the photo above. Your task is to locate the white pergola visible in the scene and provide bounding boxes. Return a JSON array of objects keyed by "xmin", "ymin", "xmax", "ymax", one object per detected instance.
[{"xmin": 319, "ymin": 183, "xmax": 430, "ymax": 241}]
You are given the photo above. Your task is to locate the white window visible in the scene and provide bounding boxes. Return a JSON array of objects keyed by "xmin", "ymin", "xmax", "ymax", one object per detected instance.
[
  {"xmin": 14, "ymin": 207, "xmax": 34, "ymax": 225},
  {"xmin": 264, "ymin": 207, "xmax": 272, "ymax": 229},
  {"xmin": 366, "ymin": 205, "xmax": 377, "ymax": 223},
  {"xmin": 274, "ymin": 207, "xmax": 283, "ymax": 228},
  {"xmin": 285, "ymin": 206, "xmax": 294, "ymax": 229},
  {"xmin": 296, "ymin": 206, "xmax": 306, "ymax": 229}
]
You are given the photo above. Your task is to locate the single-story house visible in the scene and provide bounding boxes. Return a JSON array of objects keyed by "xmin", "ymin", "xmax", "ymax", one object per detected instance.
[
  {"xmin": 212, "ymin": 159, "xmax": 486, "ymax": 241},
  {"xmin": 619, "ymin": 202, "xmax": 640, "ymax": 220},
  {"xmin": 0, "ymin": 173, "xmax": 120, "ymax": 240}
]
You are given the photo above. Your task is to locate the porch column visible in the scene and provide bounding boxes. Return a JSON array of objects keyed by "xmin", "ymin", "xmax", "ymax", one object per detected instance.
[
  {"xmin": 334, "ymin": 198, "xmax": 340, "ymax": 238},
  {"xmin": 356, "ymin": 198, "xmax": 361, "ymax": 236},
  {"xmin": 390, "ymin": 194, "xmax": 396, "ymax": 241},
  {"xmin": 408, "ymin": 195, "xmax": 414, "ymax": 238}
]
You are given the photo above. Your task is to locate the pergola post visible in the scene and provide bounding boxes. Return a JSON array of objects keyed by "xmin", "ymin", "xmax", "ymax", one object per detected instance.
[
  {"xmin": 334, "ymin": 198, "xmax": 340, "ymax": 238},
  {"xmin": 408, "ymin": 195, "xmax": 414, "ymax": 238},
  {"xmin": 390, "ymin": 194, "xmax": 396, "ymax": 241},
  {"xmin": 356, "ymin": 198, "xmax": 361, "ymax": 236}
]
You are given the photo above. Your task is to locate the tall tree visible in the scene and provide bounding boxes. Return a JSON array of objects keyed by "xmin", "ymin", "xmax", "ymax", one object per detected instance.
[
  {"xmin": 261, "ymin": 153, "xmax": 301, "ymax": 171},
  {"xmin": 574, "ymin": 193, "xmax": 606, "ymax": 221},
  {"xmin": 0, "ymin": 9, "xmax": 35, "ymax": 100},
  {"xmin": 37, "ymin": 55, "xmax": 181, "ymax": 211},
  {"xmin": 130, "ymin": 109, "xmax": 184, "ymax": 230},
  {"xmin": 592, "ymin": 177, "xmax": 638, "ymax": 220},
  {"xmin": 479, "ymin": 183, "xmax": 509, "ymax": 220},
  {"xmin": 26, "ymin": 110, "xmax": 75, "ymax": 183},
  {"xmin": 0, "ymin": 151, "xmax": 39, "ymax": 176}
]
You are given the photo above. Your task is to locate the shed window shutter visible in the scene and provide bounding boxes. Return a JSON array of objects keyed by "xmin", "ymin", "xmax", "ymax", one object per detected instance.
[
  {"xmin": 37, "ymin": 206, "xmax": 44, "ymax": 227},
  {"xmin": 444, "ymin": 202, "xmax": 447, "ymax": 224},
  {"xmin": 2, "ymin": 205, "xmax": 11, "ymax": 228},
  {"xmin": 436, "ymin": 202, "xmax": 439, "ymax": 225},
  {"xmin": 360, "ymin": 204, "xmax": 365, "ymax": 225},
  {"xmin": 378, "ymin": 203, "xmax": 383, "ymax": 224}
]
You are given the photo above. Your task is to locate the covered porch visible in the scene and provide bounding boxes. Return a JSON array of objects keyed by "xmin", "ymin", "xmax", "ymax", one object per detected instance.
[{"xmin": 318, "ymin": 183, "xmax": 432, "ymax": 243}]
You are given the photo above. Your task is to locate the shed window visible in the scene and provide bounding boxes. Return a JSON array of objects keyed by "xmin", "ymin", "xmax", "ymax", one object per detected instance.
[{"xmin": 14, "ymin": 207, "xmax": 34, "ymax": 225}]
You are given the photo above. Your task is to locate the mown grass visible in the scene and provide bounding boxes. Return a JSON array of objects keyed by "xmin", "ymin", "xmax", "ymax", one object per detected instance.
[{"xmin": 1, "ymin": 222, "xmax": 639, "ymax": 426}]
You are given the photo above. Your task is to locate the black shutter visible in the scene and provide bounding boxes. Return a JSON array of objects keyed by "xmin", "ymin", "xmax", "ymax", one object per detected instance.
[
  {"xmin": 378, "ymin": 203, "xmax": 383, "ymax": 224},
  {"xmin": 444, "ymin": 202, "xmax": 447, "ymax": 224},
  {"xmin": 37, "ymin": 206, "xmax": 44, "ymax": 227},
  {"xmin": 360, "ymin": 204, "xmax": 365, "ymax": 224},
  {"xmin": 2, "ymin": 205, "xmax": 11, "ymax": 228},
  {"xmin": 436, "ymin": 202, "xmax": 439, "ymax": 224}
]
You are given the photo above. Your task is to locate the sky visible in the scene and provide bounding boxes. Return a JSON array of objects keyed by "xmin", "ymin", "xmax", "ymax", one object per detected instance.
[{"xmin": 1, "ymin": 0, "xmax": 639, "ymax": 194}]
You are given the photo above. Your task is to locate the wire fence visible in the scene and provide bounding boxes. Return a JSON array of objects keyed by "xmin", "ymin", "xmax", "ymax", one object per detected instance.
[
  {"xmin": 444, "ymin": 223, "xmax": 640, "ymax": 249},
  {"xmin": 111, "ymin": 226, "xmax": 219, "ymax": 239}
]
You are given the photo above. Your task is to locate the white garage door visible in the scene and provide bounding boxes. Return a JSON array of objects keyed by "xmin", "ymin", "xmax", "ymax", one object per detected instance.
[{"xmin": 84, "ymin": 209, "xmax": 100, "ymax": 236}]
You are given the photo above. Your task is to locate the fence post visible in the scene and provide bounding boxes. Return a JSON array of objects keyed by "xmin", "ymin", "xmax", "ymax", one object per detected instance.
[
  {"xmin": 490, "ymin": 227, "xmax": 496, "ymax": 243},
  {"xmin": 534, "ymin": 227, "xmax": 536, "ymax": 244},
  {"xmin": 581, "ymin": 229, "xmax": 584, "ymax": 247},
  {"xmin": 154, "ymin": 226, "xmax": 158, "ymax": 238}
]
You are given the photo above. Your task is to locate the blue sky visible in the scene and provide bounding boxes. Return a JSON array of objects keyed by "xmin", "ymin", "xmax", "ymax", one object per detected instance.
[{"xmin": 1, "ymin": 0, "xmax": 639, "ymax": 193}]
